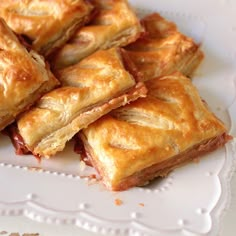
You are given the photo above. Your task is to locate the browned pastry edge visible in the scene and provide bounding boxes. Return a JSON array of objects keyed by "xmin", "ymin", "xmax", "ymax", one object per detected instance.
[
  {"xmin": 50, "ymin": 0, "xmax": 143, "ymax": 70},
  {"xmin": 33, "ymin": 81, "xmax": 147, "ymax": 157},
  {"xmin": 47, "ymin": 6, "xmax": 99, "ymax": 63},
  {"xmin": 120, "ymin": 48, "xmax": 144, "ymax": 82},
  {"xmin": 7, "ymin": 81, "xmax": 147, "ymax": 158},
  {"xmin": 0, "ymin": 76, "xmax": 59, "ymax": 132},
  {"xmin": 44, "ymin": 5, "xmax": 97, "ymax": 57},
  {"xmin": 17, "ymin": 34, "xmax": 33, "ymax": 52},
  {"xmin": 125, "ymin": 13, "xmax": 204, "ymax": 81},
  {"xmin": 80, "ymin": 132, "xmax": 232, "ymax": 191},
  {"xmin": 53, "ymin": 47, "xmax": 143, "ymax": 83},
  {"xmin": 182, "ymin": 48, "xmax": 204, "ymax": 77}
]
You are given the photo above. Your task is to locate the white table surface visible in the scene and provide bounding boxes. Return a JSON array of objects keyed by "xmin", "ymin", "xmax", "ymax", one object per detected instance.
[{"xmin": 0, "ymin": 170, "xmax": 235, "ymax": 236}]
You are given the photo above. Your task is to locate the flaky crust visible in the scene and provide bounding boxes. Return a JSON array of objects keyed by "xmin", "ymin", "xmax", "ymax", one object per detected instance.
[
  {"xmin": 17, "ymin": 48, "xmax": 147, "ymax": 157},
  {"xmin": 80, "ymin": 72, "xmax": 230, "ymax": 191},
  {"xmin": 125, "ymin": 13, "xmax": 204, "ymax": 81},
  {"xmin": 0, "ymin": 18, "xmax": 59, "ymax": 131},
  {"xmin": 51, "ymin": 0, "xmax": 143, "ymax": 70},
  {"xmin": 0, "ymin": 0, "xmax": 94, "ymax": 56}
]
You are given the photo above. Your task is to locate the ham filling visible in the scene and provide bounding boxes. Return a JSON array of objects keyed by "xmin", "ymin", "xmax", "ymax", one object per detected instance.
[
  {"xmin": 78, "ymin": 132, "xmax": 232, "ymax": 191},
  {"xmin": 4, "ymin": 124, "xmax": 40, "ymax": 161}
]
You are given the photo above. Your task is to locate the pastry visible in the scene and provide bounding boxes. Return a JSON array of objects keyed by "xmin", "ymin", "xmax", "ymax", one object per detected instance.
[
  {"xmin": 125, "ymin": 13, "xmax": 204, "ymax": 81},
  {"xmin": 79, "ymin": 72, "xmax": 231, "ymax": 191},
  {"xmin": 14, "ymin": 48, "xmax": 147, "ymax": 158},
  {"xmin": 0, "ymin": 18, "xmax": 59, "ymax": 131},
  {"xmin": 0, "ymin": 0, "xmax": 94, "ymax": 57},
  {"xmin": 51, "ymin": 0, "xmax": 143, "ymax": 70}
]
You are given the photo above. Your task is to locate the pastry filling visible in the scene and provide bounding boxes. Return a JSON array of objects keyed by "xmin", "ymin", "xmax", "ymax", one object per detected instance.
[
  {"xmin": 79, "ymin": 132, "xmax": 232, "ymax": 191},
  {"xmin": 4, "ymin": 124, "xmax": 43, "ymax": 160},
  {"xmin": 74, "ymin": 133, "xmax": 93, "ymax": 166},
  {"xmin": 3, "ymin": 124, "xmax": 31, "ymax": 154}
]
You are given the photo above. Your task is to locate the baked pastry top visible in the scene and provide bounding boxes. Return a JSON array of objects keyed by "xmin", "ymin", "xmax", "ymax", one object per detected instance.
[
  {"xmin": 0, "ymin": 18, "xmax": 59, "ymax": 131},
  {"xmin": 80, "ymin": 72, "xmax": 231, "ymax": 191},
  {"xmin": 51, "ymin": 0, "xmax": 143, "ymax": 70},
  {"xmin": 125, "ymin": 13, "xmax": 204, "ymax": 81},
  {"xmin": 0, "ymin": 0, "xmax": 94, "ymax": 57},
  {"xmin": 16, "ymin": 47, "xmax": 147, "ymax": 158}
]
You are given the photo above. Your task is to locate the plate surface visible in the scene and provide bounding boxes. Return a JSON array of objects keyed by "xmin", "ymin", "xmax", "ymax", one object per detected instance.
[{"xmin": 0, "ymin": 1, "xmax": 236, "ymax": 236}]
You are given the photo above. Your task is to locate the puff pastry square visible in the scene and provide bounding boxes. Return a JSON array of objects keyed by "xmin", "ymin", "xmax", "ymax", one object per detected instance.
[
  {"xmin": 15, "ymin": 48, "xmax": 147, "ymax": 158},
  {"xmin": 79, "ymin": 72, "xmax": 231, "ymax": 191},
  {"xmin": 51, "ymin": 0, "xmax": 143, "ymax": 70},
  {"xmin": 125, "ymin": 13, "xmax": 204, "ymax": 81},
  {"xmin": 0, "ymin": 18, "xmax": 59, "ymax": 131},
  {"xmin": 0, "ymin": 0, "xmax": 94, "ymax": 57}
]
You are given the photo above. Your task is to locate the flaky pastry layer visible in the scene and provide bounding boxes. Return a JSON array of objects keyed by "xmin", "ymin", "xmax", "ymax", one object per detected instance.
[
  {"xmin": 125, "ymin": 13, "xmax": 204, "ymax": 81},
  {"xmin": 16, "ymin": 48, "xmax": 147, "ymax": 157},
  {"xmin": 80, "ymin": 72, "xmax": 231, "ymax": 191},
  {"xmin": 0, "ymin": 0, "xmax": 94, "ymax": 56},
  {"xmin": 0, "ymin": 18, "xmax": 59, "ymax": 131},
  {"xmin": 51, "ymin": 0, "xmax": 143, "ymax": 70}
]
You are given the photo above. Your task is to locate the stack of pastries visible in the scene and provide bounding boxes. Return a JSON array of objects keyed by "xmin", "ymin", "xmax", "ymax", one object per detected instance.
[{"xmin": 0, "ymin": 0, "xmax": 232, "ymax": 191}]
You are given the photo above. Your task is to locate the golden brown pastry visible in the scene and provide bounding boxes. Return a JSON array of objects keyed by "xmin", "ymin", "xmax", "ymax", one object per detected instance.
[
  {"xmin": 51, "ymin": 0, "xmax": 143, "ymax": 70},
  {"xmin": 125, "ymin": 13, "xmax": 204, "ymax": 81},
  {"xmin": 15, "ymin": 48, "xmax": 147, "ymax": 158},
  {"xmin": 0, "ymin": 18, "xmax": 59, "ymax": 131},
  {"xmin": 0, "ymin": 0, "xmax": 94, "ymax": 57},
  {"xmin": 79, "ymin": 72, "xmax": 231, "ymax": 191}
]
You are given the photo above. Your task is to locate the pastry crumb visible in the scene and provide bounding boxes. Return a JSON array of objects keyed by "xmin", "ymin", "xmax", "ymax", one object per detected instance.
[
  {"xmin": 89, "ymin": 174, "xmax": 97, "ymax": 179},
  {"xmin": 0, "ymin": 231, "xmax": 8, "ymax": 235},
  {"xmin": 87, "ymin": 174, "xmax": 99, "ymax": 185},
  {"xmin": 114, "ymin": 198, "xmax": 123, "ymax": 206},
  {"xmin": 193, "ymin": 157, "xmax": 200, "ymax": 163},
  {"xmin": 27, "ymin": 167, "xmax": 42, "ymax": 172}
]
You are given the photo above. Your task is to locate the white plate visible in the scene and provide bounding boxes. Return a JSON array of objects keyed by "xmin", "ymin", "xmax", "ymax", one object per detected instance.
[{"xmin": 0, "ymin": 1, "xmax": 236, "ymax": 236}]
